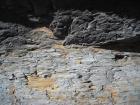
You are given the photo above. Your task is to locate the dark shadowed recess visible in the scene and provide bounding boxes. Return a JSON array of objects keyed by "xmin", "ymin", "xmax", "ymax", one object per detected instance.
[
  {"xmin": 0, "ymin": 0, "xmax": 140, "ymax": 53},
  {"xmin": 99, "ymin": 35, "xmax": 140, "ymax": 53},
  {"xmin": 0, "ymin": 0, "xmax": 140, "ymax": 26},
  {"xmin": 0, "ymin": 8, "xmax": 53, "ymax": 28},
  {"xmin": 0, "ymin": 0, "xmax": 54, "ymax": 28}
]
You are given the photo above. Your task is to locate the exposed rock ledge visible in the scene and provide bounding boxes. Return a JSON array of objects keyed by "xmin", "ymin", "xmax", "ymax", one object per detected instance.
[
  {"xmin": 0, "ymin": 27, "xmax": 140, "ymax": 105},
  {"xmin": 50, "ymin": 10, "xmax": 140, "ymax": 45},
  {"xmin": 0, "ymin": 10, "xmax": 140, "ymax": 51},
  {"xmin": 0, "ymin": 7, "xmax": 140, "ymax": 105}
]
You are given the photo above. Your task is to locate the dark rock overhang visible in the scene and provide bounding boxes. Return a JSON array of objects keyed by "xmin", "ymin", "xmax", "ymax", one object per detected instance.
[{"xmin": 0, "ymin": 0, "xmax": 140, "ymax": 51}]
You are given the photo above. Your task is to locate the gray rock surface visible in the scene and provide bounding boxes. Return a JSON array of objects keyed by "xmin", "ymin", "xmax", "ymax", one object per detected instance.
[
  {"xmin": 0, "ymin": 28, "xmax": 140, "ymax": 105},
  {"xmin": 50, "ymin": 11, "xmax": 72, "ymax": 39},
  {"xmin": 50, "ymin": 10, "xmax": 140, "ymax": 45},
  {"xmin": 0, "ymin": 21, "xmax": 30, "ymax": 42}
]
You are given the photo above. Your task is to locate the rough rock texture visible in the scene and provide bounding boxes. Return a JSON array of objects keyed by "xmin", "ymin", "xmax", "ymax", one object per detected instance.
[
  {"xmin": 0, "ymin": 21, "xmax": 31, "ymax": 51},
  {"xmin": 0, "ymin": 29, "xmax": 140, "ymax": 105},
  {"xmin": 0, "ymin": 21, "xmax": 30, "ymax": 41},
  {"xmin": 0, "ymin": 1, "xmax": 140, "ymax": 104},
  {"xmin": 50, "ymin": 10, "xmax": 140, "ymax": 45},
  {"xmin": 0, "ymin": 1, "xmax": 140, "ymax": 46},
  {"xmin": 50, "ymin": 11, "xmax": 73, "ymax": 39}
]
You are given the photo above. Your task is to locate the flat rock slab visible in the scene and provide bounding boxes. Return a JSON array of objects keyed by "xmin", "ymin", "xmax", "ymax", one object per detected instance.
[
  {"xmin": 0, "ymin": 23, "xmax": 140, "ymax": 105},
  {"xmin": 0, "ymin": 42, "xmax": 140, "ymax": 105}
]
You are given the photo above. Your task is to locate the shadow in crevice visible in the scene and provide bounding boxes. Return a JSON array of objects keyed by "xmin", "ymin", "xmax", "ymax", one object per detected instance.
[
  {"xmin": 1, "ymin": 0, "xmax": 140, "ymax": 28},
  {"xmin": 99, "ymin": 36, "xmax": 140, "ymax": 53},
  {"xmin": 0, "ymin": 8, "xmax": 54, "ymax": 28}
]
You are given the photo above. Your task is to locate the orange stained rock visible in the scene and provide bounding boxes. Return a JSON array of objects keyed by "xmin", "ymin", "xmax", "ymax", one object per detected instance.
[
  {"xmin": 52, "ymin": 44, "xmax": 66, "ymax": 50},
  {"xmin": 33, "ymin": 27, "xmax": 54, "ymax": 38},
  {"xmin": 9, "ymin": 85, "xmax": 16, "ymax": 95},
  {"xmin": 27, "ymin": 76, "xmax": 68, "ymax": 102},
  {"xmin": 27, "ymin": 76, "xmax": 58, "ymax": 91},
  {"xmin": 112, "ymin": 91, "xmax": 118, "ymax": 97},
  {"xmin": 104, "ymin": 85, "xmax": 119, "ymax": 103},
  {"xmin": 75, "ymin": 59, "xmax": 82, "ymax": 64},
  {"xmin": 52, "ymin": 44, "xmax": 69, "ymax": 58},
  {"xmin": 91, "ymin": 47, "xmax": 105, "ymax": 53},
  {"xmin": 97, "ymin": 96, "xmax": 108, "ymax": 103},
  {"xmin": 111, "ymin": 90, "xmax": 119, "ymax": 104}
]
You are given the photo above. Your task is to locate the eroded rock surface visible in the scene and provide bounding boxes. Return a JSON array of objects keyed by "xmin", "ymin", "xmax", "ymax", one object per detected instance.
[
  {"xmin": 0, "ymin": 21, "xmax": 32, "ymax": 53},
  {"xmin": 0, "ymin": 2, "xmax": 140, "ymax": 103},
  {"xmin": 50, "ymin": 10, "xmax": 140, "ymax": 45},
  {"xmin": 0, "ymin": 7, "xmax": 140, "ymax": 46},
  {"xmin": 0, "ymin": 28, "xmax": 140, "ymax": 105}
]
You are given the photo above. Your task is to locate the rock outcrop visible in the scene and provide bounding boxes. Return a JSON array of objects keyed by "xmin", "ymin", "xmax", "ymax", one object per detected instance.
[
  {"xmin": 0, "ymin": 21, "xmax": 31, "ymax": 51},
  {"xmin": 0, "ymin": 31, "xmax": 140, "ymax": 105},
  {"xmin": 0, "ymin": 1, "xmax": 140, "ymax": 104},
  {"xmin": 50, "ymin": 10, "xmax": 140, "ymax": 45}
]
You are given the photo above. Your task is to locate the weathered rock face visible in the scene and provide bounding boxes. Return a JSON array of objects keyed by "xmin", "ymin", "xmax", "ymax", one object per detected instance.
[
  {"xmin": 0, "ymin": 9, "xmax": 140, "ymax": 47},
  {"xmin": 0, "ymin": 1, "xmax": 140, "ymax": 105},
  {"xmin": 50, "ymin": 11, "xmax": 73, "ymax": 39},
  {"xmin": 0, "ymin": 21, "xmax": 31, "ymax": 51},
  {"xmin": 0, "ymin": 21, "xmax": 30, "ymax": 42},
  {"xmin": 0, "ymin": 29, "xmax": 140, "ymax": 105},
  {"xmin": 50, "ymin": 10, "xmax": 140, "ymax": 45},
  {"xmin": 0, "ymin": 7, "xmax": 140, "ymax": 105}
]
